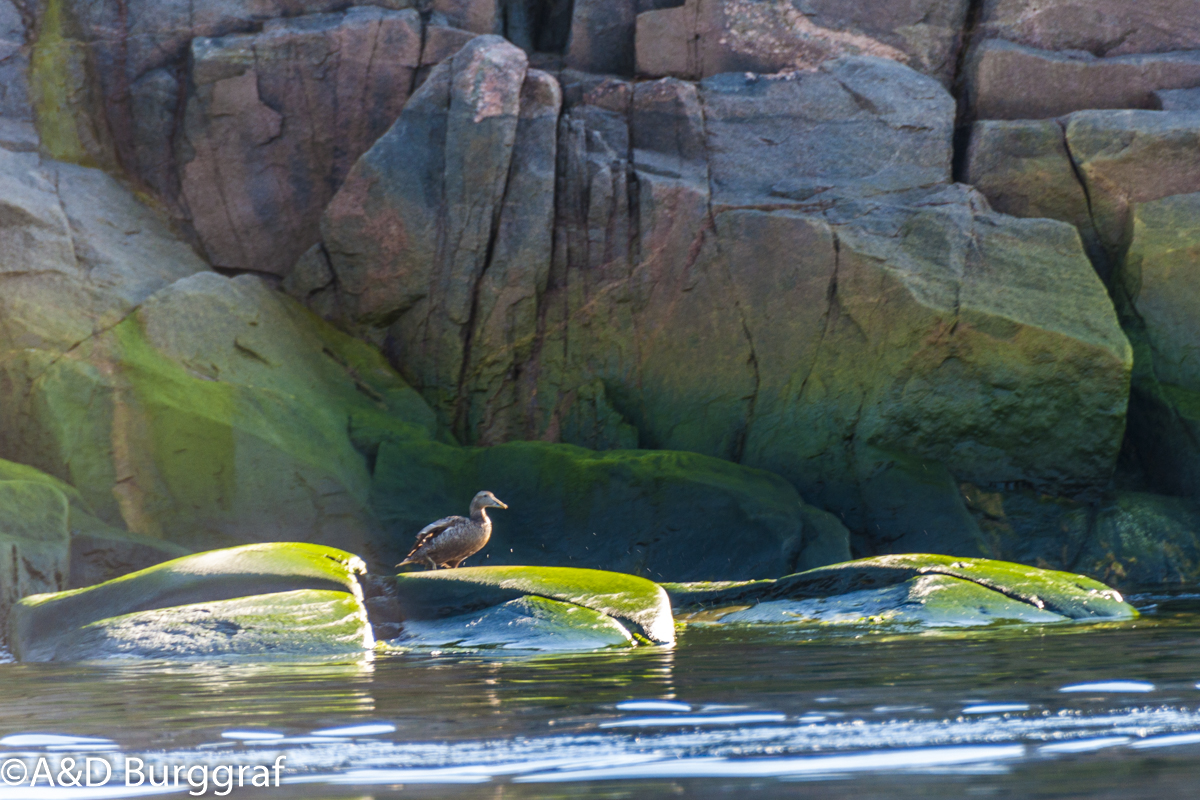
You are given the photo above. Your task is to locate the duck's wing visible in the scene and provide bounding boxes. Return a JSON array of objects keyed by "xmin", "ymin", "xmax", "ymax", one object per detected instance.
[{"xmin": 407, "ymin": 515, "xmax": 465, "ymax": 555}]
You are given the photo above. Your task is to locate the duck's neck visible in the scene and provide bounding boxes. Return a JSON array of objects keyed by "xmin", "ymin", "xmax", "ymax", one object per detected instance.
[{"xmin": 470, "ymin": 506, "xmax": 490, "ymax": 526}]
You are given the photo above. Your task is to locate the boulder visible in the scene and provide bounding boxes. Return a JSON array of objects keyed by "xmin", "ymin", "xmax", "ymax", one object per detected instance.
[
  {"xmin": 1118, "ymin": 193, "xmax": 1200, "ymax": 500},
  {"xmin": 1120, "ymin": 193, "xmax": 1200, "ymax": 393},
  {"xmin": 55, "ymin": 590, "xmax": 371, "ymax": 660},
  {"xmin": 566, "ymin": 0, "xmax": 636, "ymax": 75},
  {"xmin": 392, "ymin": 565, "xmax": 675, "ymax": 643},
  {"xmin": 8, "ymin": 542, "xmax": 367, "ymax": 661},
  {"xmin": 966, "ymin": 39, "xmax": 1200, "ymax": 120},
  {"xmin": 373, "ymin": 440, "xmax": 835, "ymax": 582},
  {"xmin": 1079, "ymin": 493, "xmax": 1200, "ymax": 587},
  {"xmin": 0, "ymin": 458, "xmax": 188, "ymax": 588},
  {"xmin": 396, "ymin": 594, "xmax": 636, "ymax": 651},
  {"xmin": 635, "ymin": 0, "xmax": 971, "ymax": 85},
  {"xmin": 26, "ymin": 272, "xmax": 437, "ymax": 554},
  {"xmin": 1158, "ymin": 87, "xmax": 1200, "ymax": 111},
  {"xmin": 708, "ymin": 574, "xmax": 1070, "ymax": 627},
  {"xmin": 964, "ymin": 119, "xmax": 1105, "ymax": 272},
  {"xmin": 1067, "ymin": 111, "xmax": 1200, "ymax": 264},
  {"xmin": 664, "ymin": 554, "xmax": 1137, "ymax": 626},
  {"xmin": 699, "ymin": 59, "xmax": 955, "ymax": 206},
  {"xmin": 978, "ymin": 0, "xmax": 1200, "ymax": 56},
  {"xmin": 179, "ymin": 7, "xmax": 424, "ymax": 275},
  {"xmin": 0, "ymin": 481, "xmax": 70, "ymax": 637}
]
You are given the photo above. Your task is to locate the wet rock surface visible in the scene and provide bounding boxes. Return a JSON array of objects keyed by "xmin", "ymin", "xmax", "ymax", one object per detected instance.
[
  {"xmin": 7, "ymin": 543, "xmax": 369, "ymax": 661},
  {"xmin": 665, "ymin": 554, "xmax": 1137, "ymax": 627}
]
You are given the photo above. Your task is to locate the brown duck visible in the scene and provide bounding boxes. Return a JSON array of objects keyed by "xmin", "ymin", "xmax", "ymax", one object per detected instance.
[{"xmin": 396, "ymin": 491, "xmax": 508, "ymax": 570}]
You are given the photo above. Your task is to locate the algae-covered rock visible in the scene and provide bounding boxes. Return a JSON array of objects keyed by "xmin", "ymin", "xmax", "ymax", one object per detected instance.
[
  {"xmin": 0, "ymin": 458, "xmax": 189, "ymax": 588},
  {"xmin": 0, "ymin": 480, "xmax": 70, "ymax": 634},
  {"xmin": 55, "ymin": 590, "xmax": 373, "ymax": 661},
  {"xmin": 710, "ymin": 574, "xmax": 1068, "ymax": 627},
  {"xmin": 374, "ymin": 439, "xmax": 826, "ymax": 582},
  {"xmin": 396, "ymin": 595, "xmax": 636, "ymax": 651},
  {"xmin": 8, "ymin": 543, "xmax": 366, "ymax": 661},
  {"xmin": 393, "ymin": 565, "xmax": 675, "ymax": 644},
  {"xmin": 664, "ymin": 554, "xmax": 1136, "ymax": 626}
]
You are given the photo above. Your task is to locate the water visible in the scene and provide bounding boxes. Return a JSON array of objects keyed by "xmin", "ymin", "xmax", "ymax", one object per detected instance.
[{"xmin": 4, "ymin": 597, "xmax": 1200, "ymax": 799}]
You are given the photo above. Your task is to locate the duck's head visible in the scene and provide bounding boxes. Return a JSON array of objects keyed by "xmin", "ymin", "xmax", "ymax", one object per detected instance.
[{"xmin": 471, "ymin": 490, "xmax": 508, "ymax": 512}]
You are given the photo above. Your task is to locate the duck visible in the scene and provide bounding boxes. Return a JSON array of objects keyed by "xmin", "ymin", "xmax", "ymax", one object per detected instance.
[{"xmin": 396, "ymin": 490, "xmax": 508, "ymax": 570}]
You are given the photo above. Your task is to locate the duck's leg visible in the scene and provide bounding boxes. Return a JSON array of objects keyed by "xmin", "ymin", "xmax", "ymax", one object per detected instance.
[
  {"xmin": 447, "ymin": 557, "xmax": 465, "ymax": 569},
  {"xmin": 423, "ymin": 556, "xmax": 438, "ymax": 570}
]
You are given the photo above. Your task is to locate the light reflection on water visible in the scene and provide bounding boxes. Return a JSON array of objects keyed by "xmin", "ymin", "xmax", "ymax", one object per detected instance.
[{"xmin": 4, "ymin": 607, "xmax": 1200, "ymax": 797}]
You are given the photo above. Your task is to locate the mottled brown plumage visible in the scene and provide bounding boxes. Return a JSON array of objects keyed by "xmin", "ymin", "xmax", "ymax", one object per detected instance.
[{"xmin": 396, "ymin": 491, "xmax": 508, "ymax": 569}]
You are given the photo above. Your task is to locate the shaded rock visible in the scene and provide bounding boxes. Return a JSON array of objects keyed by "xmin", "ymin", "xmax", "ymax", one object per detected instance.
[
  {"xmin": 964, "ymin": 119, "xmax": 1105, "ymax": 271},
  {"xmin": 0, "ymin": 457, "xmax": 188, "ymax": 588},
  {"xmin": 8, "ymin": 542, "xmax": 366, "ymax": 661},
  {"xmin": 1079, "ymin": 493, "xmax": 1200, "ymax": 588},
  {"xmin": 665, "ymin": 553, "xmax": 1136, "ymax": 624},
  {"xmin": 0, "ymin": 480, "xmax": 70, "ymax": 636},
  {"xmin": 856, "ymin": 448, "xmax": 988, "ymax": 557},
  {"xmin": 1121, "ymin": 193, "xmax": 1200, "ymax": 392},
  {"xmin": 707, "ymin": 573, "xmax": 1069, "ymax": 627},
  {"xmin": 56, "ymin": 589, "xmax": 372, "ymax": 660},
  {"xmin": 69, "ymin": 528, "xmax": 192, "ymax": 590},
  {"xmin": 1118, "ymin": 193, "xmax": 1200, "ymax": 501},
  {"xmin": 635, "ymin": 0, "xmax": 971, "ymax": 85},
  {"xmin": 966, "ymin": 40, "xmax": 1200, "ymax": 120},
  {"xmin": 374, "ymin": 440, "xmax": 818, "ymax": 582},
  {"xmin": 965, "ymin": 486, "xmax": 1200, "ymax": 589},
  {"xmin": 1158, "ymin": 87, "xmax": 1200, "ymax": 111},
  {"xmin": 429, "ymin": 0, "xmax": 501, "ymax": 36},
  {"xmin": 566, "ymin": 0, "xmax": 636, "ymax": 75},
  {"xmin": 392, "ymin": 564, "xmax": 675, "ymax": 643},
  {"xmin": 395, "ymin": 594, "xmax": 637, "ymax": 650},
  {"xmin": 180, "ymin": 7, "xmax": 423, "ymax": 275},
  {"xmin": 978, "ymin": 0, "xmax": 1200, "ymax": 57}
]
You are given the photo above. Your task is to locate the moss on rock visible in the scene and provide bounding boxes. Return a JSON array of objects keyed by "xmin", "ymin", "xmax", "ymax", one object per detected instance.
[
  {"xmin": 8, "ymin": 542, "xmax": 366, "ymax": 661},
  {"xmin": 393, "ymin": 595, "xmax": 636, "ymax": 651},
  {"xmin": 393, "ymin": 565, "xmax": 675, "ymax": 644},
  {"xmin": 375, "ymin": 439, "xmax": 842, "ymax": 581},
  {"xmin": 56, "ymin": 589, "xmax": 372, "ymax": 660},
  {"xmin": 665, "ymin": 553, "xmax": 1136, "ymax": 625},
  {"xmin": 0, "ymin": 479, "xmax": 71, "ymax": 636},
  {"xmin": 707, "ymin": 573, "xmax": 1069, "ymax": 627}
]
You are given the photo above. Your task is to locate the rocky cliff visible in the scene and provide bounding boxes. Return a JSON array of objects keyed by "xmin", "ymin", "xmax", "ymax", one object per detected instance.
[{"xmin": 1, "ymin": 0, "xmax": 1199, "ymax": 600}]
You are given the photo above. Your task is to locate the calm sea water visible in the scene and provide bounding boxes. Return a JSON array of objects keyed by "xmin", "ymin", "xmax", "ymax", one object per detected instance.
[{"xmin": 4, "ymin": 593, "xmax": 1200, "ymax": 799}]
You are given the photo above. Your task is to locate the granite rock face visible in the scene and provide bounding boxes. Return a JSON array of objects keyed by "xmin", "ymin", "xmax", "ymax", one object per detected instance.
[
  {"xmin": 305, "ymin": 47, "xmax": 1133, "ymax": 556},
  {"xmin": 1119, "ymin": 193, "xmax": 1200, "ymax": 501},
  {"xmin": 180, "ymin": 7, "xmax": 424, "ymax": 275},
  {"xmin": 967, "ymin": 0, "xmax": 1200, "ymax": 120},
  {"xmin": 635, "ymin": 0, "xmax": 971, "ymax": 85}
]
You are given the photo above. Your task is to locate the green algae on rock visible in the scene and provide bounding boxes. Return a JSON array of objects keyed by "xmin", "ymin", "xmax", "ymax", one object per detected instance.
[
  {"xmin": 54, "ymin": 589, "xmax": 373, "ymax": 661},
  {"xmin": 8, "ymin": 542, "xmax": 367, "ymax": 661},
  {"xmin": 710, "ymin": 574, "xmax": 1069, "ymax": 627},
  {"xmin": 394, "ymin": 595, "xmax": 636, "ymax": 651},
  {"xmin": 664, "ymin": 554, "xmax": 1136, "ymax": 627},
  {"xmin": 393, "ymin": 565, "xmax": 675, "ymax": 644},
  {"xmin": 0, "ymin": 479, "xmax": 71, "ymax": 634},
  {"xmin": 374, "ymin": 439, "xmax": 845, "ymax": 581}
]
